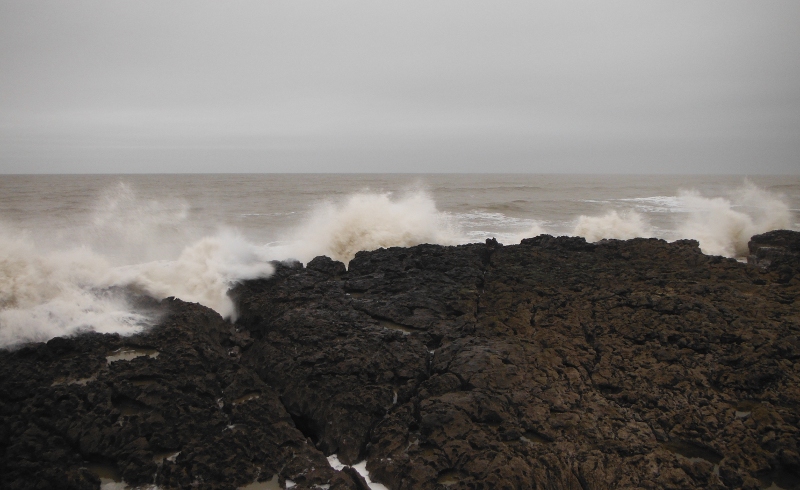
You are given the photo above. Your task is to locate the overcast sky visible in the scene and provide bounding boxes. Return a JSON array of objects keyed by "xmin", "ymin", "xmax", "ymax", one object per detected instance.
[{"xmin": 1, "ymin": 1, "xmax": 799, "ymax": 174}]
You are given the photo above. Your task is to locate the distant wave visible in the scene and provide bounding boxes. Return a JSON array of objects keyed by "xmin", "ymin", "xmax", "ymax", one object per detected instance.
[
  {"xmin": 432, "ymin": 185, "xmax": 543, "ymax": 193},
  {"xmin": 240, "ymin": 212, "xmax": 296, "ymax": 217},
  {"xmin": 615, "ymin": 195, "xmax": 684, "ymax": 213}
]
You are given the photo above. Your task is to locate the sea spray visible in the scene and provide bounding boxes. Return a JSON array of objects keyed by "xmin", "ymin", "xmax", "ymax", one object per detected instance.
[
  {"xmin": 510, "ymin": 221, "xmax": 547, "ymax": 244},
  {"xmin": 572, "ymin": 210, "xmax": 651, "ymax": 243},
  {"xmin": 0, "ymin": 184, "xmax": 276, "ymax": 347},
  {"xmin": 114, "ymin": 231, "xmax": 274, "ymax": 320},
  {"xmin": 0, "ymin": 230, "xmax": 275, "ymax": 347},
  {"xmin": 677, "ymin": 183, "xmax": 791, "ymax": 257},
  {"xmin": 0, "ymin": 233, "xmax": 147, "ymax": 347},
  {"xmin": 0, "ymin": 188, "xmax": 461, "ymax": 347},
  {"xmin": 86, "ymin": 182, "xmax": 194, "ymax": 264},
  {"xmin": 273, "ymin": 191, "xmax": 461, "ymax": 264},
  {"xmin": 568, "ymin": 184, "xmax": 791, "ymax": 254},
  {"xmin": 1, "ymin": 178, "xmax": 796, "ymax": 348}
]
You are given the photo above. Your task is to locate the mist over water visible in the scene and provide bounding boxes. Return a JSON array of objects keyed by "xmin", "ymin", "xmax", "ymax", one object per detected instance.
[{"xmin": 1, "ymin": 174, "xmax": 798, "ymax": 348}]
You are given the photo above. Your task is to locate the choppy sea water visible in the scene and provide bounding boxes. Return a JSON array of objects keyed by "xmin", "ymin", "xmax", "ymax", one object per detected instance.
[{"xmin": 1, "ymin": 173, "xmax": 798, "ymax": 348}]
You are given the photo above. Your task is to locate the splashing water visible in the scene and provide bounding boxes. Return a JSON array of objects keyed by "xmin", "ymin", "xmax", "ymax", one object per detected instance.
[
  {"xmin": 273, "ymin": 191, "xmax": 461, "ymax": 264},
  {"xmin": 114, "ymin": 231, "xmax": 274, "ymax": 320},
  {"xmin": 0, "ymin": 228, "xmax": 275, "ymax": 347},
  {"xmin": 87, "ymin": 183, "xmax": 193, "ymax": 264},
  {"xmin": 509, "ymin": 221, "xmax": 547, "ymax": 244},
  {"xmin": 0, "ymin": 233, "xmax": 147, "ymax": 347},
  {"xmin": 0, "ymin": 184, "xmax": 274, "ymax": 347},
  {"xmin": 572, "ymin": 210, "xmax": 652, "ymax": 243},
  {"xmin": 0, "ymin": 187, "xmax": 461, "ymax": 347},
  {"xmin": 676, "ymin": 183, "xmax": 791, "ymax": 257},
  {"xmin": 1, "ymin": 178, "xmax": 796, "ymax": 348}
]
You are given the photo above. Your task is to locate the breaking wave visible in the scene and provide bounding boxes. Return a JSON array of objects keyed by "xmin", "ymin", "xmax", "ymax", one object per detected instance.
[
  {"xmin": 0, "ymin": 232, "xmax": 146, "ymax": 347},
  {"xmin": 0, "ymin": 180, "xmax": 795, "ymax": 348},
  {"xmin": 676, "ymin": 183, "xmax": 791, "ymax": 257},
  {"xmin": 111, "ymin": 231, "xmax": 274, "ymax": 320},
  {"xmin": 272, "ymin": 191, "xmax": 460, "ymax": 264},
  {"xmin": 0, "ymin": 187, "xmax": 459, "ymax": 347},
  {"xmin": 0, "ymin": 228, "xmax": 275, "ymax": 348},
  {"xmin": 572, "ymin": 210, "xmax": 652, "ymax": 243},
  {"xmin": 0, "ymin": 184, "xmax": 273, "ymax": 347},
  {"xmin": 568, "ymin": 183, "xmax": 791, "ymax": 256}
]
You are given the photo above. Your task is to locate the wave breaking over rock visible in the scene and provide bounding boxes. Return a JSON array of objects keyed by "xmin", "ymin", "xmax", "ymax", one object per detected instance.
[
  {"xmin": 1, "ymin": 230, "xmax": 800, "ymax": 489},
  {"xmin": 1, "ymin": 182, "xmax": 795, "ymax": 349}
]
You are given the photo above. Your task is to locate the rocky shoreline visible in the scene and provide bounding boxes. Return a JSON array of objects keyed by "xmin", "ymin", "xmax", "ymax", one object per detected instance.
[{"xmin": 2, "ymin": 231, "xmax": 799, "ymax": 490}]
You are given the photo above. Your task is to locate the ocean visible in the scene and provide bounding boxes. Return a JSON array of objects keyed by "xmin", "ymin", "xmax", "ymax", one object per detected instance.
[{"xmin": 1, "ymin": 173, "xmax": 799, "ymax": 348}]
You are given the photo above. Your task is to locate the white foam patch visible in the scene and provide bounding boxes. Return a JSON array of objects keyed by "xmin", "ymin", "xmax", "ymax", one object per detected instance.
[
  {"xmin": 327, "ymin": 454, "xmax": 346, "ymax": 471},
  {"xmin": 327, "ymin": 455, "xmax": 388, "ymax": 490},
  {"xmin": 455, "ymin": 210, "xmax": 547, "ymax": 244},
  {"xmin": 99, "ymin": 480, "xmax": 160, "ymax": 490},
  {"xmin": 456, "ymin": 211, "xmax": 531, "ymax": 228}
]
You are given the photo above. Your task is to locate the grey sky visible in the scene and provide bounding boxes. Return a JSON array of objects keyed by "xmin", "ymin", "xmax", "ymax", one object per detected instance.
[{"xmin": 1, "ymin": 1, "xmax": 798, "ymax": 174}]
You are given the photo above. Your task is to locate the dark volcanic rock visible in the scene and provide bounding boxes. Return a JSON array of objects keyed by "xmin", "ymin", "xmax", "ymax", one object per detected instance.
[
  {"xmin": 3, "ymin": 230, "xmax": 800, "ymax": 489},
  {"xmin": 0, "ymin": 298, "xmax": 357, "ymax": 490},
  {"xmin": 749, "ymin": 230, "xmax": 800, "ymax": 284}
]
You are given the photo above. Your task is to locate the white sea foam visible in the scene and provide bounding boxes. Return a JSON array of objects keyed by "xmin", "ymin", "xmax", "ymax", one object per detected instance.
[
  {"xmin": 572, "ymin": 185, "xmax": 792, "ymax": 253},
  {"xmin": 676, "ymin": 183, "xmax": 791, "ymax": 257},
  {"xmin": 327, "ymin": 454, "xmax": 388, "ymax": 490},
  {"xmin": 455, "ymin": 210, "xmax": 546, "ymax": 243},
  {"xmin": 0, "ymin": 227, "xmax": 273, "ymax": 347},
  {"xmin": 572, "ymin": 210, "xmax": 651, "ymax": 242}
]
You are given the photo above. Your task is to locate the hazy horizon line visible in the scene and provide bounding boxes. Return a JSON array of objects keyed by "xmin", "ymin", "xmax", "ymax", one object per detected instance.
[{"xmin": 3, "ymin": 171, "xmax": 800, "ymax": 176}]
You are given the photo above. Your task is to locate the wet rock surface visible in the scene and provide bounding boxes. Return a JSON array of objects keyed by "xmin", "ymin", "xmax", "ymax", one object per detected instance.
[{"xmin": 3, "ymin": 231, "xmax": 800, "ymax": 489}]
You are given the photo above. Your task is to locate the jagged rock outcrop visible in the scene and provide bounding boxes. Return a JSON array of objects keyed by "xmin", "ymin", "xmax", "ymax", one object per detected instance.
[{"xmin": 2, "ymin": 231, "xmax": 799, "ymax": 489}]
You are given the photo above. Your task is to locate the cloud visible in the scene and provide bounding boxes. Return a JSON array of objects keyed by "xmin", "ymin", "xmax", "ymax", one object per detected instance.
[{"xmin": 2, "ymin": 1, "xmax": 799, "ymax": 173}]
